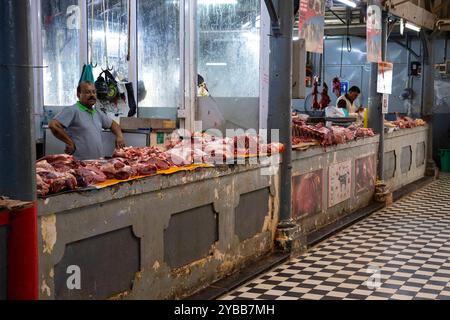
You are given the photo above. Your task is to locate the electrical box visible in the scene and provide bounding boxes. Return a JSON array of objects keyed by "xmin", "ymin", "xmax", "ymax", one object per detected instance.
[
  {"xmin": 410, "ymin": 61, "xmax": 421, "ymax": 76},
  {"xmin": 434, "ymin": 60, "xmax": 450, "ymax": 76},
  {"xmin": 292, "ymin": 39, "xmax": 306, "ymax": 99}
]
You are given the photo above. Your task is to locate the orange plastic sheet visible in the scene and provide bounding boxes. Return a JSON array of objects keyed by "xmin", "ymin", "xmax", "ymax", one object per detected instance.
[{"xmin": 94, "ymin": 163, "xmax": 213, "ymax": 189}]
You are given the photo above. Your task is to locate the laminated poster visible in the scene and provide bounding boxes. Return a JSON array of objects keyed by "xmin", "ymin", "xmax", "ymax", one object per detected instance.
[
  {"xmin": 328, "ymin": 160, "xmax": 352, "ymax": 208},
  {"xmin": 367, "ymin": 5, "xmax": 382, "ymax": 63},
  {"xmin": 377, "ymin": 61, "xmax": 393, "ymax": 94},
  {"xmin": 299, "ymin": 0, "xmax": 325, "ymax": 53}
]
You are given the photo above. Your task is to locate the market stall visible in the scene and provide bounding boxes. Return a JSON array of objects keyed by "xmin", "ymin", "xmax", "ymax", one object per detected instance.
[
  {"xmin": 36, "ymin": 137, "xmax": 283, "ymax": 300},
  {"xmin": 383, "ymin": 117, "xmax": 429, "ymax": 191},
  {"xmin": 290, "ymin": 113, "xmax": 379, "ymax": 236}
]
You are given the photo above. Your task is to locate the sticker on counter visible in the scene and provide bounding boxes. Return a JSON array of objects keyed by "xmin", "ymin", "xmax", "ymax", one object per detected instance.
[
  {"xmin": 328, "ymin": 160, "xmax": 352, "ymax": 207},
  {"xmin": 292, "ymin": 170, "xmax": 323, "ymax": 219},
  {"xmin": 355, "ymin": 154, "xmax": 376, "ymax": 195}
]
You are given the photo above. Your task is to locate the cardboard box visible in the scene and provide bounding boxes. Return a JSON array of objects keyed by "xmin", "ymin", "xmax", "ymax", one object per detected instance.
[
  {"xmin": 120, "ymin": 117, "xmax": 176, "ymax": 130},
  {"xmin": 150, "ymin": 129, "xmax": 174, "ymax": 150}
]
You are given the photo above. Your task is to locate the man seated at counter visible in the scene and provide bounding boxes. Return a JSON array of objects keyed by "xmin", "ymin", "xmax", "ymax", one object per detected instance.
[
  {"xmin": 48, "ymin": 81, "xmax": 125, "ymax": 160},
  {"xmin": 336, "ymin": 86, "xmax": 364, "ymax": 117}
]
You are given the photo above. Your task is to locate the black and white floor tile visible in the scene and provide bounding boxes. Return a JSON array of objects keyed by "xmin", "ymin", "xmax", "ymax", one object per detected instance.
[{"xmin": 221, "ymin": 174, "xmax": 450, "ymax": 300}]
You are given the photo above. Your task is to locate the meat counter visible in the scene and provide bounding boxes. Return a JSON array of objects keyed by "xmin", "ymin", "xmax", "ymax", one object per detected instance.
[{"xmin": 37, "ymin": 160, "xmax": 280, "ymax": 300}]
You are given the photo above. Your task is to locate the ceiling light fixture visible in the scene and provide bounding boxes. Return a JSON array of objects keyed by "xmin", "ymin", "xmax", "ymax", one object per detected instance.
[
  {"xmin": 400, "ymin": 18, "xmax": 404, "ymax": 35},
  {"xmin": 405, "ymin": 21, "xmax": 421, "ymax": 32},
  {"xmin": 336, "ymin": 0, "xmax": 357, "ymax": 8}
]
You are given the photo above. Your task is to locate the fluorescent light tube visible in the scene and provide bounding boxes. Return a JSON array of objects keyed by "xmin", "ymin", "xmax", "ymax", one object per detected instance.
[
  {"xmin": 206, "ymin": 62, "xmax": 227, "ymax": 66},
  {"xmin": 199, "ymin": 0, "xmax": 237, "ymax": 4},
  {"xmin": 405, "ymin": 22, "xmax": 421, "ymax": 32},
  {"xmin": 336, "ymin": 0, "xmax": 357, "ymax": 8},
  {"xmin": 400, "ymin": 18, "xmax": 404, "ymax": 35}
]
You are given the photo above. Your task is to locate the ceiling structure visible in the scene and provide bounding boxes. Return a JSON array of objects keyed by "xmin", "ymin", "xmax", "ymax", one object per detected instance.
[{"xmin": 294, "ymin": 0, "xmax": 450, "ymax": 36}]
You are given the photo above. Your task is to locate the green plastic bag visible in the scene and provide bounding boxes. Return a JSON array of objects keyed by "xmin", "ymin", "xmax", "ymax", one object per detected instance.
[{"xmin": 79, "ymin": 64, "xmax": 95, "ymax": 84}]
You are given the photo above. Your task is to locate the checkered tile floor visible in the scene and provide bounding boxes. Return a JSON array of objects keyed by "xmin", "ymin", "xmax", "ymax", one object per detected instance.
[{"xmin": 221, "ymin": 174, "xmax": 450, "ymax": 300}]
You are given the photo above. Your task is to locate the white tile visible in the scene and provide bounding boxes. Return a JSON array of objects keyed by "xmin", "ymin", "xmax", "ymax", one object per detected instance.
[
  {"xmin": 238, "ymin": 292, "xmax": 261, "ymax": 299},
  {"xmin": 401, "ymin": 265, "xmax": 420, "ymax": 271},
  {"xmin": 414, "ymin": 292, "xmax": 438, "ymax": 300},
  {"xmin": 254, "ymin": 284, "xmax": 276, "ymax": 290},
  {"xmin": 338, "ymin": 283, "xmax": 359, "ymax": 289},
  {"xmin": 291, "ymin": 274, "xmax": 312, "ymax": 280},
  {"xmin": 407, "ymin": 278, "xmax": 428, "ymax": 284},
  {"xmin": 349, "ymin": 275, "xmax": 370, "ymax": 281},
  {"xmin": 326, "ymin": 265, "xmax": 344, "ymax": 271},
  {"xmin": 392, "ymin": 271, "xmax": 414, "ymax": 278},
  {"xmin": 415, "ymin": 270, "xmax": 434, "ymax": 277},
  {"xmin": 336, "ymin": 270, "xmax": 355, "ymax": 276},
  {"xmin": 391, "ymin": 294, "xmax": 414, "ymax": 300},
  {"xmin": 385, "ymin": 279, "xmax": 406, "ymax": 286},
  {"xmin": 303, "ymin": 279, "xmax": 323, "ymax": 285},
  {"xmin": 265, "ymin": 289, "xmax": 288, "ymax": 296},
  {"xmin": 422, "ymin": 284, "xmax": 445, "ymax": 291},
  {"xmin": 399, "ymin": 285, "xmax": 421, "ymax": 292},
  {"xmin": 269, "ymin": 276, "xmax": 290, "ymax": 282},
  {"xmin": 304, "ymin": 267, "xmax": 323, "ymax": 273},
  {"xmin": 301, "ymin": 293, "xmax": 323, "ymax": 300},
  {"xmin": 430, "ymin": 276, "xmax": 450, "ymax": 282},
  {"xmin": 290, "ymin": 287, "xmax": 312, "ymax": 294},
  {"xmin": 326, "ymin": 277, "xmax": 346, "ymax": 284},
  {"xmin": 281, "ymin": 281, "xmax": 301, "ymax": 288},
  {"xmin": 315, "ymin": 285, "xmax": 336, "ymax": 292},
  {"xmin": 351, "ymin": 289, "xmax": 373, "ymax": 296},
  {"xmin": 437, "ymin": 291, "xmax": 450, "ymax": 297},
  {"xmin": 366, "ymin": 295, "xmax": 388, "ymax": 300},
  {"xmin": 281, "ymin": 269, "xmax": 301, "ymax": 275},
  {"xmin": 276, "ymin": 296, "xmax": 299, "ymax": 300},
  {"xmin": 315, "ymin": 272, "xmax": 335, "ymax": 278},
  {"xmin": 325, "ymin": 291, "xmax": 348, "ymax": 298},
  {"xmin": 376, "ymin": 287, "xmax": 397, "ymax": 294}
]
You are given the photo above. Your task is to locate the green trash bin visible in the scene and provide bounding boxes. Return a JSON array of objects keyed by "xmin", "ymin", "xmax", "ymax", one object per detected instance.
[{"xmin": 439, "ymin": 149, "xmax": 450, "ymax": 172}]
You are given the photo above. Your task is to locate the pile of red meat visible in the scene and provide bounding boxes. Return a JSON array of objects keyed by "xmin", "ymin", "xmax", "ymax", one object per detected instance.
[
  {"xmin": 392, "ymin": 115, "xmax": 419, "ymax": 129},
  {"xmin": 36, "ymin": 137, "xmax": 286, "ymax": 197},
  {"xmin": 36, "ymin": 148, "xmax": 174, "ymax": 197},
  {"xmin": 36, "ymin": 155, "xmax": 107, "ymax": 197},
  {"xmin": 292, "ymin": 121, "xmax": 375, "ymax": 147},
  {"xmin": 165, "ymin": 133, "xmax": 285, "ymax": 165}
]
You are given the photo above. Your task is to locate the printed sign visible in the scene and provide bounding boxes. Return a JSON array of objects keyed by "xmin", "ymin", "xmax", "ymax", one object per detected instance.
[
  {"xmin": 355, "ymin": 154, "xmax": 376, "ymax": 195},
  {"xmin": 377, "ymin": 61, "xmax": 393, "ymax": 94},
  {"xmin": 340, "ymin": 81, "xmax": 349, "ymax": 95},
  {"xmin": 329, "ymin": 160, "xmax": 352, "ymax": 207},
  {"xmin": 299, "ymin": 0, "xmax": 325, "ymax": 53},
  {"xmin": 367, "ymin": 5, "xmax": 382, "ymax": 63},
  {"xmin": 292, "ymin": 170, "xmax": 323, "ymax": 219},
  {"xmin": 382, "ymin": 93, "xmax": 389, "ymax": 114}
]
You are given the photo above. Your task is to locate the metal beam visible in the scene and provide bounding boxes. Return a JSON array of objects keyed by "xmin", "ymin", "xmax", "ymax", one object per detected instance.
[
  {"xmin": 0, "ymin": 0, "xmax": 36, "ymax": 200},
  {"xmin": 264, "ymin": 0, "xmax": 281, "ymax": 36},
  {"xmin": 386, "ymin": 0, "xmax": 437, "ymax": 30}
]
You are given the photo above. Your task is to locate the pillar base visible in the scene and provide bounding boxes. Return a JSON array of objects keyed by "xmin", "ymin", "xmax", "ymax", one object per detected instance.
[
  {"xmin": 425, "ymin": 159, "xmax": 439, "ymax": 179},
  {"xmin": 275, "ymin": 221, "xmax": 304, "ymax": 256},
  {"xmin": 374, "ymin": 180, "xmax": 393, "ymax": 206}
]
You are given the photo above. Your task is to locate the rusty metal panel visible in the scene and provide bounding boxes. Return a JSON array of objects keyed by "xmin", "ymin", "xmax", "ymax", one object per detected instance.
[
  {"xmin": 401, "ymin": 146, "xmax": 412, "ymax": 174},
  {"xmin": 164, "ymin": 205, "xmax": 218, "ymax": 269},
  {"xmin": 0, "ymin": 226, "xmax": 7, "ymax": 300},
  {"xmin": 384, "ymin": 150, "xmax": 397, "ymax": 179},
  {"xmin": 54, "ymin": 227, "xmax": 140, "ymax": 300},
  {"xmin": 235, "ymin": 189, "xmax": 270, "ymax": 241}
]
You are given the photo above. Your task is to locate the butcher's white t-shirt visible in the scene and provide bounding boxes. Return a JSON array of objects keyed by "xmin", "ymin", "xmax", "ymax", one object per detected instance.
[{"xmin": 54, "ymin": 102, "xmax": 113, "ymax": 160}]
